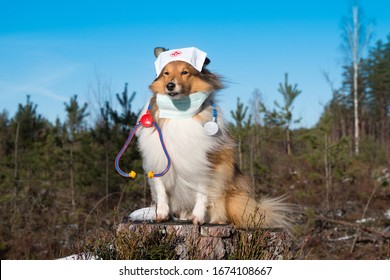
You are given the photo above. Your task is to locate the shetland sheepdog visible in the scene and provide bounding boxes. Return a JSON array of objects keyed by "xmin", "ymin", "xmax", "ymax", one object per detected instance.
[{"xmin": 135, "ymin": 47, "xmax": 291, "ymax": 229}]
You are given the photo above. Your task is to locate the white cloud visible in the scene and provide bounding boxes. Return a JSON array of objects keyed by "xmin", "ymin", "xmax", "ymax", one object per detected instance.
[{"xmin": 0, "ymin": 63, "xmax": 81, "ymax": 102}]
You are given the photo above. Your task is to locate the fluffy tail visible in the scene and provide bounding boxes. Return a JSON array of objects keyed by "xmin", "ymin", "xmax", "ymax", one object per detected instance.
[{"xmin": 226, "ymin": 193, "xmax": 292, "ymax": 230}]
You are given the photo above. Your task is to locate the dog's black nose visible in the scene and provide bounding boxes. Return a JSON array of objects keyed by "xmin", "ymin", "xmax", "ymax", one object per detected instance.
[{"xmin": 166, "ymin": 82, "xmax": 176, "ymax": 91}]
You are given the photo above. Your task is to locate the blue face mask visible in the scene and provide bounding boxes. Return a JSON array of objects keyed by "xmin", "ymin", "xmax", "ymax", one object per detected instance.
[{"xmin": 156, "ymin": 92, "xmax": 209, "ymax": 119}]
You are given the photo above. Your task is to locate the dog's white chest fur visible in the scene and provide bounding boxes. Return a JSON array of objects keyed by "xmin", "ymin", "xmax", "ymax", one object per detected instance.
[{"xmin": 137, "ymin": 107, "xmax": 224, "ymax": 218}]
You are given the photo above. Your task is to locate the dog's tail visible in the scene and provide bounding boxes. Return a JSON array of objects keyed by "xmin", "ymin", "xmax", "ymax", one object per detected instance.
[{"xmin": 226, "ymin": 193, "xmax": 292, "ymax": 230}]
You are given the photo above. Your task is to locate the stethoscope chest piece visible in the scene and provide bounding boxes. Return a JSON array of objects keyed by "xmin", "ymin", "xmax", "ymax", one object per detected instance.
[
  {"xmin": 204, "ymin": 121, "xmax": 219, "ymax": 136},
  {"xmin": 204, "ymin": 101, "xmax": 219, "ymax": 136}
]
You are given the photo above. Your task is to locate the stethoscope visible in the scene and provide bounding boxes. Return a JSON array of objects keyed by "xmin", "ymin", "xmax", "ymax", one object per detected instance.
[{"xmin": 115, "ymin": 100, "xmax": 218, "ymax": 179}]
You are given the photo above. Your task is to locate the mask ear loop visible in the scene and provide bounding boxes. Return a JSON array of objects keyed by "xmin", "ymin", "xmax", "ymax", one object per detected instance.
[{"xmin": 115, "ymin": 103, "xmax": 171, "ymax": 179}]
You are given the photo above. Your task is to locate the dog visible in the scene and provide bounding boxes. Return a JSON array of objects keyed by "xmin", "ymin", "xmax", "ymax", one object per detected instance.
[{"xmin": 135, "ymin": 47, "xmax": 290, "ymax": 229}]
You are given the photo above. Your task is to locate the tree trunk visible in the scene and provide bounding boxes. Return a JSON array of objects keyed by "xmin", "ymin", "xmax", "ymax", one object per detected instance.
[
  {"xmin": 70, "ymin": 141, "xmax": 76, "ymax": 214},
  {"xmin": 380, "ymin": 94, "xmax": 387, "ymax": 147},
  {"xmin": 249, "ymin": 136, "xmax": 255, "ymax": 188},
  {"xmin": 286, "ymin": 127, "xmax": 291, "ymax": 156},
  {"xmin": 352, "ymin": 6, "xmax": 360, "ymax": 155},
  {"xmin": 105, "ymin": 140, "xmax": 109, "ymax": 211},
  {"xmin": 324, "ymin": 133, "xmax": 331, "ymax": 210},
  {"xmin": 13, "ymin": 121, "xmax": 20, "ymax": 215},
  {"xmin": 238, "ymin": 135, "xmax": 243, "ymax": 169}
]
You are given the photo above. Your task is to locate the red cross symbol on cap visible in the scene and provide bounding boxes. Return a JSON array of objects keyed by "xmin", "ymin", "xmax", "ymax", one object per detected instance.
[{"xmin": 170, "ymin": 50, "xmax": 182, "ymax": 57}]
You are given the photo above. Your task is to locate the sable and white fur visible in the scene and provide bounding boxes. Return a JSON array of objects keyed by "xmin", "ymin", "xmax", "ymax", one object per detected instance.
[{"xmin": 136, "ymin": 48, "xmax": 291, "ymax": 229}]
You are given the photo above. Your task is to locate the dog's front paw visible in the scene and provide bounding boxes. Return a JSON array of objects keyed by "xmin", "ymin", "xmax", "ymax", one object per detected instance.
[
  {"xmin": 190, "ymin": 214, "xmax": 205, "ymax": 225},
  {"xmin": 155, "ymin": 204, "xmax": 170, "ymax": 222},
  {"xmin": 209, "ymin": 219, "xmax": 227, "ymax": 225}
]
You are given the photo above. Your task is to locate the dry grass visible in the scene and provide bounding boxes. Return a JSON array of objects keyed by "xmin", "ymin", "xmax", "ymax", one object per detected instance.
[{"xmin": 77, "ymin": 221, "xmax": 296, "ymax": 260}]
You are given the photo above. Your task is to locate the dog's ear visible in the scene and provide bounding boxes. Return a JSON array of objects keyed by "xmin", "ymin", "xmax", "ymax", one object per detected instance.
[
  {"xmin": 154, "ymin": 47, "xmax": 168, "ymax": 58},
  {"xmin": 204, "ymin": 57, "xmax": 211, "ymax": 67}
]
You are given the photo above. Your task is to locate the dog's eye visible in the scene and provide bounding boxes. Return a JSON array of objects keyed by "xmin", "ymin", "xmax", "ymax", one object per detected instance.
[
  {"xmin": 163, "ymin": 71, "xmax": 169, "ymax": 76},
  {"xmin": 181, "ymin": 70, "xmax": 189, "ymax": 75}
]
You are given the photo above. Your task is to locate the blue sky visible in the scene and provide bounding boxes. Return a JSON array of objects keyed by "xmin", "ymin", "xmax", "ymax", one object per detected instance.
[{"xmin": 1, "ymin": 0, "xmax": 389, "ymax": 128}]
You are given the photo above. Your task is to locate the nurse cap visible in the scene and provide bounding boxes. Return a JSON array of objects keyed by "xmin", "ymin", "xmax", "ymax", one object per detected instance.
[{"xmin": 154, "ymin": 47, "xmax": 208, "ymax": 76}]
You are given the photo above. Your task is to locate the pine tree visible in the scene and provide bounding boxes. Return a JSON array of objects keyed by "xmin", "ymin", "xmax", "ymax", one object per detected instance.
[
  {"xmin": 364, "ymin": 38, "xmax": 390, "ymax": 147},
  {"xmin": 110, "ymin": 83, "xmax": 138, "ymax": 132},
  {"xmin": 230, "ymin": 97, "xmax": 251, "ymax": 170},
  {"xmin": 64, "ymin": 95, "xmax": 89, "ymax": 214},
  {"xmin": 264, "ymin": 73, "xmax": 302, "ymax": 155}
]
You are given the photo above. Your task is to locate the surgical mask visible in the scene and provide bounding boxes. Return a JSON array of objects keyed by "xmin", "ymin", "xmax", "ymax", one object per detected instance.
[{"xmin": 156, "ymin": 92, "xmax": 209, "ymax": 119}]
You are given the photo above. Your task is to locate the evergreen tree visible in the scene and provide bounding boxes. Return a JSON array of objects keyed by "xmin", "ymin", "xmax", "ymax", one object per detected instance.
[
  {"xmin": 64, "ymin": 95, "xmax": 89, "ymax": 214},
  {"xmin": 0, "ymin": 110, "xmax": 9, "ymax": 163},
  {"xmin": 64, "ymin": 95, "xmax": 89, "ymax": 140},
  {"xmin": 264, "ymin": 73, "xmax": 302, "ymax": 155},
  {"xmin": 12, "ymin": 95, "xmax": 46, "ymax": 148},
  {"xmin": 111, "ymin": 83, "xmax": 138, "ymax": 131},
  {"xmin": 230, "ymin": 97, "xmax": 251, "ymax": 169},
  {"xmin": 364, "ymin": 37, "xmax": 390, "ymax": 147}
]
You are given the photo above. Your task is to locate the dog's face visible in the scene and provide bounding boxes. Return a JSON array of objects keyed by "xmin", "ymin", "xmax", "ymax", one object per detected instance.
[{"xmin": 149, "ymin": 60, "xmax": 223, "ymax": 99}]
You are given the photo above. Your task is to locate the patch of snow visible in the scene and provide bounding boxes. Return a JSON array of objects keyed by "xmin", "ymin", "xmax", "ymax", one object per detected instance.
[
  {"xmin": 355, "ymin": 217, "xmax": 376, "ymax": 224},
  {"xmin": 327, "ymin": 234, "xmax": 357, "ymax": 242},
  {"xmin": 384, "ymin": 209, "xmax": 390, "ymax": 219},
  {"xmin": 129, "ymin": 206, "xmax": 156, "ymax": 222},
  {"xmin": 57, "ymin": 253, "xmax": 98, "ymax": 260},
  {"xmin": 335, "ymin": 209, "xmax": 344, "ymax": 217}
]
